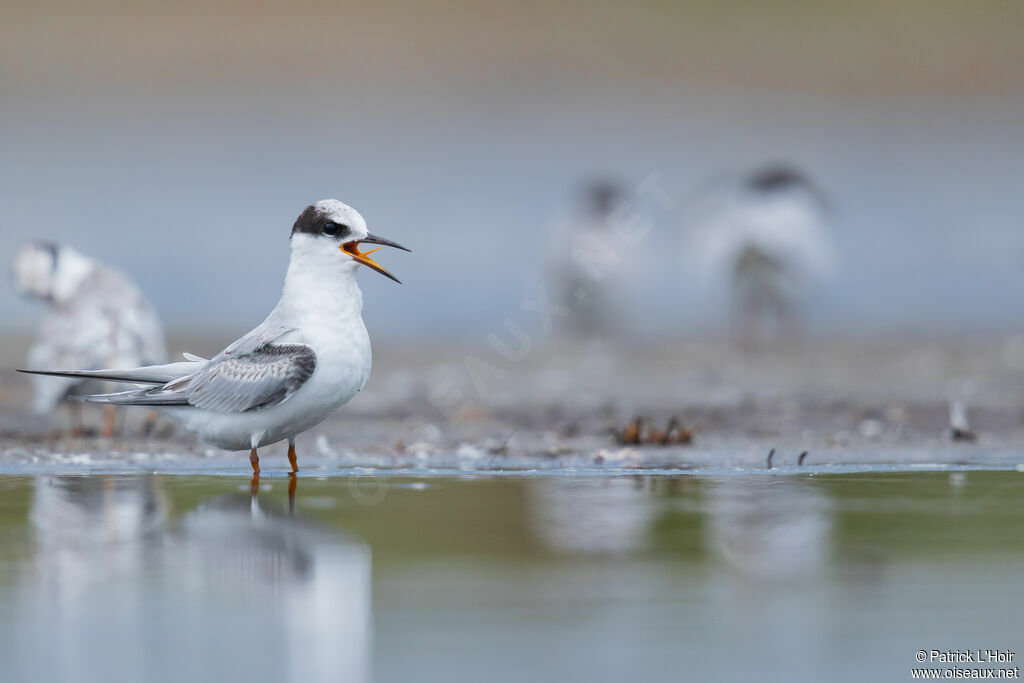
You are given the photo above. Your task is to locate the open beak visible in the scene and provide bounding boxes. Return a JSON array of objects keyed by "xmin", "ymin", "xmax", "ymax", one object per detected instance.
[{"xmin": 341, "ymin": 233, "xmax": 410, "ymax": 284}]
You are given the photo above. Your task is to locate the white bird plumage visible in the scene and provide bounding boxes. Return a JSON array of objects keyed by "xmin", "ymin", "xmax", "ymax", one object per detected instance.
[
  {"xmin": 544, "ymin": 180, "xmax": 630, "ymax": 338},
  {"xmin": 20, "ymin": 200, "xmax": 409, "ymax": 473},
  {"xmin": 684, "ymin": 165, "xmax": 837, "ymax": 342},
  {"xmin": 689, "ymin": 168, "xmax": 835, "ymax": 288},
  {"xmin": 12, "ymin": 243, "xmax": 168, "ymax": 417}
]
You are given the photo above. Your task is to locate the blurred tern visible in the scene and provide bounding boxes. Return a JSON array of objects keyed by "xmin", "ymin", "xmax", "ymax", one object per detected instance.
[
  {"xmin": 20, "ymin": 200, "xmax": 409, "ymax": 474},
  {"xmin": 12, "ymin": 242, "xmax": 168, "ymax": 435},
  {"xmin": 545, "ymin": 179, "xmax": 627, "ymax": 338},
  {"xmin": 687, "ymin": 164, "xmax": 836, "ymax": 345}
]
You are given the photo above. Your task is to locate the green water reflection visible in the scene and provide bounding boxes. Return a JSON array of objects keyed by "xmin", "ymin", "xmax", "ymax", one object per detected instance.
[{"xmin": 0, "ymin": 471, "xmax": 1021, "ymax": 682}]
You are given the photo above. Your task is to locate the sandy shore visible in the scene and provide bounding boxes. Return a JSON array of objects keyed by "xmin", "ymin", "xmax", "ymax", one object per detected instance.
[{"xmin": 0, "ymin": 336, "xmax": 1022, "ymax": 473}]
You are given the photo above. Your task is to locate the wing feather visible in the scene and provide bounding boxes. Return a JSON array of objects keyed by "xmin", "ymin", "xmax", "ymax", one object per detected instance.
[
  {"xmin": 184, "ymin": 344, "xmax": 317, "ymax": 412},
  {"xmin": 72, "ymin": 343, "xmax": 317, "ymax": 413}
]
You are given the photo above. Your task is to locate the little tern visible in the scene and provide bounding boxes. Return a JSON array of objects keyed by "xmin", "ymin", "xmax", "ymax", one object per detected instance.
[
  {"xmin": 20, "ymin": 200, "xmax": 409, "ymax": 474},
  {"xmin": 12, "ymin": 242, "xmax": 168, "ymax": 435},
  {"xmin": 544, "ymin": 180, "xmax": 627, "ymax": 338},
  {"xmin": 686, "ymin": 164, "xmax": 836, "ymax": 345}
]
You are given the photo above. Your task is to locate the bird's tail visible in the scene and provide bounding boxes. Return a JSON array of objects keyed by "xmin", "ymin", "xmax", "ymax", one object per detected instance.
[{"xmin": 17, "ymin": 358, "xmax": 206, "ymax": 386}]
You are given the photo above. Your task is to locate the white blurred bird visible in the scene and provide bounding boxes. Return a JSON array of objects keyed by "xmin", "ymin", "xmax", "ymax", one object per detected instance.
[
  {"xmin": 12, "ymin": 242, "xmax": 168, "ymax": 434},
  {"xmin": 686, "ymin": 165, "xmax": 837, "ymax": 345},
  {"xmin": 21, "ymin": 200, "xmax": 409, "ymax": 474},
  {"xmin": 545, "ymin": 180, "xmax": 628, "ymax": 338}
]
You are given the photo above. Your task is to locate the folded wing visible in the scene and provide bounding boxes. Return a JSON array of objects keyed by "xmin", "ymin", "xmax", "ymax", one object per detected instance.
[
  {"xmin": 180, "ymin": 344, "xmax": 317, "ymax": 412},
  {"xmin": 20, "ymin": 344, "xmax": 318, "ymax": 414}
]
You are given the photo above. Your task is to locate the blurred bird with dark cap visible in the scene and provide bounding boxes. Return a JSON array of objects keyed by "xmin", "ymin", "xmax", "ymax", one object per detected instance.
[
  {"xmin": 686, "ymin": 164, "xmax": 837, "ymax": 346},
  {"xmin": 545, "ymin": 179, "xmax": 630, "ymax": 339},
  {"xmin": 11, "ymin": 242, "xmax": 168, "ymax": 435}
]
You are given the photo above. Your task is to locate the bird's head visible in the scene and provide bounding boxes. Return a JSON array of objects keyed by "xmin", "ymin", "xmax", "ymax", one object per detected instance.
[
  {"xmin": 291, "ymin": 199, "xmax": 409, "ymax": 283},
  {"xmin": 11, "ymin": 242, "xmax": 92, "ymax": 303}
]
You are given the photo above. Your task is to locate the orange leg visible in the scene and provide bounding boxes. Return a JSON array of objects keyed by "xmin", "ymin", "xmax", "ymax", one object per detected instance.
[
  {"xmin": 288, "ymin": 473, "xmax": 297, "ymax": 515},
  {"xmin": 287, "ymin": 442, "xmax": 298, "ymax": 474},
  {"xmin": 250, "ymin": 473, "xmax": 260, "ymax": 497},
  {"xmin": 250, "ymin": 448, "xmax": 260, "ymax": 475}
]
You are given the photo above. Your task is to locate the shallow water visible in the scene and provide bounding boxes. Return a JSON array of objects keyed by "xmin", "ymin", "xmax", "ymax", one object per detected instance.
[{"xmin": 0, "ymin": 470, "xmax": 1021, "ymax": 682}]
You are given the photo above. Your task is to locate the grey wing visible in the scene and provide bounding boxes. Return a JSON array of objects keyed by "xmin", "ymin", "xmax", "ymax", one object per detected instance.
[
  {"xmin": 76, "ymin": 344, "xmax": 318, "ymax": 412},
  {"xmin": 181, "ymin": 344, "xmax": 318, "ymax": 413}
]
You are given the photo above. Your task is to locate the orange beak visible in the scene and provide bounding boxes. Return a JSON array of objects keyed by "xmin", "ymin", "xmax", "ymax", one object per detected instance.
[{"xmin": 341, "ymin": 233, "xmax": 409, "ymax": 283}]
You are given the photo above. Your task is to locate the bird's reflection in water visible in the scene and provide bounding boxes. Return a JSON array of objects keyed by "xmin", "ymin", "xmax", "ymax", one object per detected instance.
[
  {"xmin": 704, "ymin": 476, "xmax": 832, "ymax": 583},
  {"xmin": 21, "ymin": 475, "xmax": 370, "ymax": 683},
  {"xmin": 701, "ymin": 477, "xmax": 836, "ymax": 680},
  {"xmin": 526, "ymin": 477, "xmax": 655, "ymax": 555},
  {"xmin": 250, "ymin": 472, "xmax": 298, "ymax": 515}
]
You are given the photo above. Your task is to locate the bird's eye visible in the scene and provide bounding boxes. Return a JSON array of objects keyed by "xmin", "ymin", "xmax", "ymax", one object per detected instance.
[{"xmin": 322, "ymin": 222, "xmax": 347, "ymax": 237}]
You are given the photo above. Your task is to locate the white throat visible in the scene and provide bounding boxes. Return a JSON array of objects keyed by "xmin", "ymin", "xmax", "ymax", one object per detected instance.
[{"xmin": 279, "ymin": 234, "xmax": 364, "ymax": 324}]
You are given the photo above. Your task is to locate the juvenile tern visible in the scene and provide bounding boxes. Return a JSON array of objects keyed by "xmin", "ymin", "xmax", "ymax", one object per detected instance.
[
  {"xmin": 686, "ymin": 164, "xmax": 836, "ymax": 344},
  {"xmin": 20, "ymin": 200, "xmax": 409, "ymax": 474},
  {"xmin": 545, "ymin": 179, "xmax": 627, "ymax": 338},
  {"xmin": 12, "ymin": 242, "xmax": 168, "ymax": 435}
]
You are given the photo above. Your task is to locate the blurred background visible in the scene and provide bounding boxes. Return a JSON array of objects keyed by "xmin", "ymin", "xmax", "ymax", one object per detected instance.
[
  {"xmin": 3, "ymin": 6, "xmax": 1024, "ymax": 682},
  {"xmin": 2, "ymin": 0, "xmax": 1023, "ymax": 342}
]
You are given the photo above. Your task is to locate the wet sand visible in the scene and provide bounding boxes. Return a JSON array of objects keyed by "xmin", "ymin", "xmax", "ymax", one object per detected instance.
[{"xmin": 0, "ymin": 335, "xmax": 1021, "ymax": 474}]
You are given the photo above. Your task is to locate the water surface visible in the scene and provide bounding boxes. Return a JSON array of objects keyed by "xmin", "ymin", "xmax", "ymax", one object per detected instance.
[{"xmin": 0, "ymin": 471, "xmax": 1021, "ymax": 682}]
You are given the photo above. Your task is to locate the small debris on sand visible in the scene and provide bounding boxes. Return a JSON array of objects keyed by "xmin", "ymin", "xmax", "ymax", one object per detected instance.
[{"xmin": 614, "ymin": 415, "xmax": 693, "ymax": 446}]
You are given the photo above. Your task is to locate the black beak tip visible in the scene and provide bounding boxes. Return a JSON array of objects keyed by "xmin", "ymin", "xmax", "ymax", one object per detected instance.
[
  {"xmin": 363, "ymin": 233, "xmax": 411, "ymax": 253},
  {"xmin": 368, "ymin": 264, "xmax": 403, "ymax": 284}
]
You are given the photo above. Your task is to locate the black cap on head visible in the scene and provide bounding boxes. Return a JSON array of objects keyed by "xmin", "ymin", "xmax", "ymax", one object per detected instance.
[
  {"xmin": 291, "ymin": 204, "xmax": 325, "ymax": 236},
  {"xmin": 747, "ymin": 165, "xmax": 809, "ymax": 194},
  {"xmin": 745, "ymin": 164, "xmax": 830, "ymax": 210},
  {"xmin": 583, "ymin": 179, "xmax": 623, "ymax": 218}
]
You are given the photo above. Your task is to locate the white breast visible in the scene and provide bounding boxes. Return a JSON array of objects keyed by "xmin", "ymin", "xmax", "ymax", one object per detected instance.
[{"xmin": 169, "ymin": 236, "xmax": 374, "ymax": 451}]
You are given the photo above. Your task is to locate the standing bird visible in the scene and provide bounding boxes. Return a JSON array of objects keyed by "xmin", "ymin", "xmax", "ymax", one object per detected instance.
[
  {"xmin": 545, "ymin": 180, "xmax": 628, "ymax": 338},
  {"xmin": 12, "ymin": 242, "xmax": 168, "ymax": 435},
  {"xmin": 687, "ymin": 165, "xmax": 836, "ymax": 346},
  {"xmin": 20, "ymin": 200, "xmax": 409, "ymax": 475}
]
